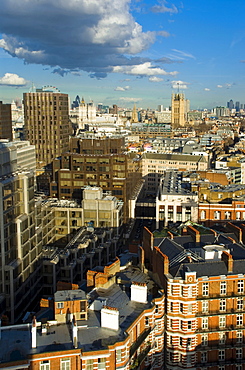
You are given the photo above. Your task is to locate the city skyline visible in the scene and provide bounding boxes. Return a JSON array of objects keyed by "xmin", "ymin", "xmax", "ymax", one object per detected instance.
[{"xmin": 0, "ymin": 0, "xmax": 245, "ymax": 109}]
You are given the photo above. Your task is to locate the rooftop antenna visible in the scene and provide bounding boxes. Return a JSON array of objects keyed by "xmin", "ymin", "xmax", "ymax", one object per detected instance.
[
  {"xmin": 29, "ymin": 82, "xmax": 36, "ymax": 93},
  {"xmin": 177, "ymin": 82, "xmax": 180, "ymax": 93}
]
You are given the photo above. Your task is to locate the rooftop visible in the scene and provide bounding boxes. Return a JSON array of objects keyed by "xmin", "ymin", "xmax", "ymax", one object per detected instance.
[{"xmin": 0, "ymin": 265, "xmax": 159, "ymax": 362}]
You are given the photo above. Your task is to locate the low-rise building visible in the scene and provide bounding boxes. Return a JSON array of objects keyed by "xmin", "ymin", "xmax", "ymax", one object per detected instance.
[
  {"xmin": 156, "ymin": 171, "xmax": 198, "ymax": 228},
  {"xmin": 142, "ymin": 152, "xmax": 208, "ymax": 193}
]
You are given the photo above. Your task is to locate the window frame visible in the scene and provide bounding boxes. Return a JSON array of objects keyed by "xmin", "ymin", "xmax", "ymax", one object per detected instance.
[
  {"xmin": 220, "ymin": 281, "xmax": 226, "ymax": 295},
  {"xmin": 202, "ymin": 282, "xmax": 209, "ymax": 296}
]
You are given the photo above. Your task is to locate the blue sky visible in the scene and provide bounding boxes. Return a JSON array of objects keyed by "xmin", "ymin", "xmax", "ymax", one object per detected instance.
[{"xmin": 0, "ymin": 0, "xmax": 245, "ymax": 109}]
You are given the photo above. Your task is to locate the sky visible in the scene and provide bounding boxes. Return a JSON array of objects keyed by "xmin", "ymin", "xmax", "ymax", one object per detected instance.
[{"xmin": 0, "ymin": 0, "xmax": 245, "ymax": 109}]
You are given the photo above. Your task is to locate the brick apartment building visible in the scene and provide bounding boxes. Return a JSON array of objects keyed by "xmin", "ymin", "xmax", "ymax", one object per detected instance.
[
  {"xmin": 141, "ymin": 223, "xmax": 245, "ymax": 369},
  {"xmin": 0, "ymin": 259, "xmax": 165, "ymax": 370},
  {"xmin": 197, "ymin": 183, "xmax": 245, "ymax": 224}
]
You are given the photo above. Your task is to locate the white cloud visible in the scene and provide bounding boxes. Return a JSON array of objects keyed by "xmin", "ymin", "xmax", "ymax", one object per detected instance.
[
  {"xmin": 171, "ymin": 80, "xmax": 189, "ymax": 89},
  {"xmin": 157, "ymin": 31, "xmax": 170, "ymax": 38},
  {"xmin": 216, "ymin": 83, "xmax": 233, "ymax": 89},
  {"xmin": 119, "ymin": 97, "xmax": 142, "ymax": 102},
  {"xmin": 114, "ymin": 86, "xmax": 130, "ymax": 91},
  {"xmin": 0, "ymin": 0, "xmax": 157, "ymax": 78},
  {"xmin": 0, "ymin": 73, "xmax": 27, "ymax": 86},
  {"xmin": 204, "ymin": 88, "xmax": 210, "ymax": 91},
  {"xmin": 151, "ymin": 1, "xmax": 178, "ymax": 14},
  {"xmin": 149, "ymin": 76, "xmax": 163, "ymax": 82},
  {"xmin": 113, "ymin": 62, "xmax": 178, "ymax": 76}
]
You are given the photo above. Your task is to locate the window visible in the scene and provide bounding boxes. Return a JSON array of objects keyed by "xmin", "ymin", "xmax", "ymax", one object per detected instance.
[
  {"xmin": 202, "ymin": 282, "xmax": 209, "ymax": 296},
  {"xmin": 180, "ymin": 302, "xmax": 183, "ymax": 313},
  {"xmin": 219, "ymin": 316, "xmax": 226, "ymax": 328},
  {"xmin": 202, "ymin": 317, "xmax": 208, "ymax": 329},
  {"xmin": 202, "ymin": 301, "xmax": 208, "ymax": 313},
  {"xmin": 98, "ymin": 358, "xmax": 106, "ymax": 370},
  {"xmin": 220, "ymin": 299, "xmax": 226, "ymax": 311},
  {"xmin": 145, "ymin": 316, "xmax": 149, "ymax": 326},
  {"xmin": 236, "ymin": 365, "xmax": 242, "ymax": 370},
  {"xmin": 57, "ymin": 302, "xmax": 64, "ymax": 309},
  {"xmin": 187, "ymin": 321, "xmax": 192, "ymax": 330},
  {"xmin": 201, "ymin": 210, "xmax": 206, "ymax": 220},
  {"xmin": 219, "ymin": 332, "xmax": 226, "ymax": 344},
  {"xmin": 201, "ymin": 352, "xmax": 207, "ymax": 363},
  {"xmin": 238, "ymin": 280, "xmax": 244, "ymax": 294},
  {"xmin": 40, "ymin": 361, "xmax": 50, "ymax": 370},
  {"xmin": 86, "ymin": 359, "xmax": 93, "ymax": 370},
  {"xmin": 219, "ymin": 350, "xmax": 225, "ymax": 361},
  {"xmin": 170, "ymin": 285, "xmax": 174, "ymax": 295},
  {"xmin": 220, "ymin": 281, "xmax": 226, "ymax": 295},
  {"xmin": 170, "ymin": 302, "xmax": 174, "ymax": 312},
  {"xmin": 61, "ymin": 358, "xmax": 70, "ymax": 370},
  {"xmin": 187, "ymin": 338, "xmax": 192, "ymax": 348},
  {"xmin": 181, "ymin": 286, "xmax": 184, "ymax": 296},
  {"xmin": 237, "ymin": 299, "xmax": 243, "ymax": 310},
  {"xmin": 202, "ymin": 334, "xmax": 208, "ymax": 346},
  {"xmin": 237, "ymin": 331, "xmax": 243, "ymax": 343},
  {"xmin": 214, "ymin": 211, "xmax": 221, "ymax": 220},
  {"xmin": 116, "ymin": 349, "xmax": 122, "ymax": 362},
  {"xmin": 236, "ymin": 348, "xmax": 242, "ymax": 359},
  {"xmin": 237, "ymin": 314, "xmax": 243, "ymax": 327}
]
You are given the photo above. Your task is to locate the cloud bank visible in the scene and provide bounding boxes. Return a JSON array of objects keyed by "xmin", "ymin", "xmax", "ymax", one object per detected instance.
[{"xmin": 0, "ymin": 0, "xmax": 177, "ymax": 78}]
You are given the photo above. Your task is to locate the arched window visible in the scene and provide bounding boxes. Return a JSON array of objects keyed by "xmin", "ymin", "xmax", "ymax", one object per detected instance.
[{"xmin": 201, "ymin": 210, "xmax": 206, "ymax": 220}]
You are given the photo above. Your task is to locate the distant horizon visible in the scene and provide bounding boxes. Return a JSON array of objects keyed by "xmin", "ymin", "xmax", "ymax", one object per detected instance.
[{"xmin": 3, "ymin": 89, "xmax": 243, "ymax": 112}]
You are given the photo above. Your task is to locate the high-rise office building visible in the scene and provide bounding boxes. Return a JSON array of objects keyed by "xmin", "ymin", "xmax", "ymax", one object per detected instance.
[
  {"xmin": 227, "ymin": 99, "xmax": 234, "ymax": 109},
  {"xmin": 0, "ymin": 142, "xmax": 44, "ymax": 323},
  {"xmin": 0, "ymin": 101, "xmax": 13, "ymax": 141},
  {"xmin": 23, "ymin": 88, "xmax": 72, "ymax": 170},
  {"xmin": 235, "ymin": 101, "xmax": 240, "ymax": 112}
]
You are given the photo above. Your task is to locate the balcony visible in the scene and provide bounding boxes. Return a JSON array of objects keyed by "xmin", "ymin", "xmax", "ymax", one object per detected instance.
[{"xmin": 130, "ymin": 327, "xmax": 151, "ymax": 357}]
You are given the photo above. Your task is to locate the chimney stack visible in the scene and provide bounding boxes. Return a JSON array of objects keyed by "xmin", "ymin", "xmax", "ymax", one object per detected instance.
[
  {"xmin": 222, "ymin": 251, "xmax": 233, "ymax": 273},
  {"xmin": 72, "ymin": 315, "xmax": 78, "ymax": 348},
  {"xmin": 101, "ymin": 306, "xmax": 119, "ymax": 331},
  {"xmin": 31, "ymin": 316, "xmax": 37, "ymax": 349}
]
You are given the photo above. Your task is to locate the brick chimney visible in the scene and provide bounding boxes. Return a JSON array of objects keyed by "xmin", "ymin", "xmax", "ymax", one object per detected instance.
[{"xmin": 221, "ymin": 251, "xmax": 233, "ymax": 273}]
